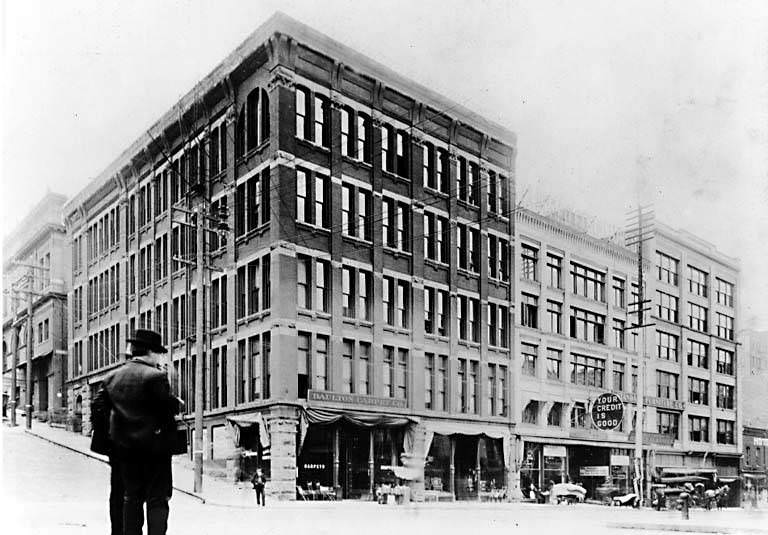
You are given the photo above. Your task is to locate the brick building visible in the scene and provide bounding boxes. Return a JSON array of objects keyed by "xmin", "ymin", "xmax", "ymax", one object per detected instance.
[
  {"xmin": 3, "ymin": 192, "xmax": 70, "ymax": 422},
  {"xmin": 64, "ymin": 13, "xmax": 516, "ymax": 501}
]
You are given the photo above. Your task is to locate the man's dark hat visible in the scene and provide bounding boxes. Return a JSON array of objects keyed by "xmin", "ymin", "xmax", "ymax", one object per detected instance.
[{"xmin": 127, "ymin": 329, "xmax": 167, "ymax": 353}]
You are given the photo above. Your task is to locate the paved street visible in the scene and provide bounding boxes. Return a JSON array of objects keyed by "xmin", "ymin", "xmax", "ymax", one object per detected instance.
[{"xmin": 3, "ymin": 425, "xmax": 767, "ymax": 535}]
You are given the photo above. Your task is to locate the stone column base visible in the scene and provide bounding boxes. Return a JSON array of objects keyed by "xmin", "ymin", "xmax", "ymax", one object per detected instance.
[{"xmin": 265, "ymin": 405, "xmax": 299, "ymax": 501}]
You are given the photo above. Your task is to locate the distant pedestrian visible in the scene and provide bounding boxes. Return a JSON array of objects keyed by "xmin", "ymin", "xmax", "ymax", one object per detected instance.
[
  {"xmin": 252, "ymin": 469, "xmax": 266, "ymax": 506},
  {"xmin": 101, "ymin": 329, "xmax": 180, "ymax": 535}
]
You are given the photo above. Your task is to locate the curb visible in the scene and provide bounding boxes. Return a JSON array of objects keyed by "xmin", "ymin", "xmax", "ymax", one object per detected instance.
[
  {"xmin": 607, "ymin": 522, "xmax": 768, "ymax": 534},
  {"xmin": 23, "ymin": 428, "xmax": 206, "ymax": 504}
]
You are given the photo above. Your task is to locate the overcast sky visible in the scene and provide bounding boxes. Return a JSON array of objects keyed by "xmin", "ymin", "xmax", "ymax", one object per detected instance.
[{"xmin": 2, "ymin": 0, "xmax": 767, "ymax": 329}]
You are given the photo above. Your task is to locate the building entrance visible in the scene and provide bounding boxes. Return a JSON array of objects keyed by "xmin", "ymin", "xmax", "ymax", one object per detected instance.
[{"xmin": 568, "ymin": 445, "xmax": 610, "ymax": 500}]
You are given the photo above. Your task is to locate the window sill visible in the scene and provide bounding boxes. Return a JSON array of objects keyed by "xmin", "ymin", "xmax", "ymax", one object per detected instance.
[
  {"xmin": 458, "ymin": 339, "xmax": 481, "ymax": 349},
  {"xmin": 488, "ymin": 277, "xmax": 510, "ymax": 287},
  {"xmin": 295, "ymin": 220, "xmax": 331, "ymax": 235},
  {"xmin": 457, "ymin": 199, "xmax": 480, "ymax": 211},
  {"xmin": 239, "ymin": 141, "xmax": 270, "ymax": 164},
  {"xmin": 236, "ymin": 309, "xmax": 271, "ymax": 326},
  {"xmin": 342, "ymin": 317, "xmax": 374, "ymax": 328},
  {"xmin": 487, "ymin": 344, "xmax": 511, "ymax": 352},
  {"xmin": 295, "ymin": 136, "xmax": 330, "ymax": 154},
  {"xmin": 382, "ymin": 169, "xmax": 410, "ymax": 184},
  {"xmin": 341, "ymin": 154, "xmax": 373, "ymax": 169},
  {"xmin": 424, "ymin": 333, "xmax": 450, "ymax": 343},
  {"xmin": 235, "ymin": 222, "xmax": 270, "ymax": 244},
  {"xmin": 342, "ymin": 234, "xmax": 373, "ymax": 247},
  {"xmin": 423, "ymin": 185, "xmax": 450, "ymax": 198},
  {"xmin": 457, "ymin": 268, "xmax": 480, "ymax": 279},
  {"xmin": 139, "ymin": 287, "xmax": 151, "ymax": 297},
  {"xmin": 424, "ymin": 258, "xmax": 449, "ymax": 270},
  {"xmin": 383, "ymin": 325, "xmax": 411, "ymax": 336},
  {"xmin": 208, "ymin": 326, "xmax": 227, "ymax": 337},
  {"xmin": 383, "ymin": 247, "xmax": 412, "ymax": 258}
]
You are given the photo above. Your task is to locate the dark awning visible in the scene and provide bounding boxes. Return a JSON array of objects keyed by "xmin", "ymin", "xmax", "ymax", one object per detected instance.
[
  {"xmin": 660, "ymin": 467, "xmax": 717, "ymax": 476},
  {"xmin": 304, "ymin": 407, "xmax": 416, "ymax": 427},
  {"xmin": 660, "ymin": 476, "xmax": 710, "ymax": 484}
]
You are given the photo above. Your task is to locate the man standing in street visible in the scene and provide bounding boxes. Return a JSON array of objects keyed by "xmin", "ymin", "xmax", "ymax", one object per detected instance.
[
  {"xmin": 102, "ymin": 329, "xmax": 179, "ymax": 535},
  {"xmin": 251, "ymin": 468, "xmax": 266, "ymax": 506}
]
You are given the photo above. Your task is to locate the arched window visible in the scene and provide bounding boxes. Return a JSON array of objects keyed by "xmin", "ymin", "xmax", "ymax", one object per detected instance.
[
  {"xmin": 523, "ymin": 400, "xmax": 539, "ymax": 424},
  {"xmin": 235, "ymin": 105, "xmax": 246, "ymax": 158},
  {"xmin": 547, "ymin": 403, "xmax": 562, "ymax": 427},
  {"xmin": 245, "ymin": 88, "xmax": 270, "ymax": 152}
]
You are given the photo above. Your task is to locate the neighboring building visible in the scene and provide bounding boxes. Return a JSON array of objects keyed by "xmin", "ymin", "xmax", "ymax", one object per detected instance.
[
  {"xmin": 512, "ymin": 212, "xmax": 741, "ymax": 504},
  {"xmin": 514, "ymin": 207, "xmax": 642, "ymax": 498},
  {"xmin": 2, "ymin": 192, "xmax": 70, "ymax": 422},
  {"xmin": 63, "ymin": 12, "xmax": 516, "ymax": 501},
  {"xmin": 739, "ymin": 330, "xmax": 768, "ymax": 501},
  {"xmin": 644, "ymin": 223, "xmax": 740, "ymax": 504}
]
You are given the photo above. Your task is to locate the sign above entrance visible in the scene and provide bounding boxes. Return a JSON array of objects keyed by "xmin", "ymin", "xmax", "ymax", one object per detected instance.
[
  {"xmin": 543, "ymin": 445, "xmax": 567, "ymax": 458},
  {"xmin": 580, "ymin": 465, "xmax": 609, "ymax": 477},
  {"xmin": 590, "ymin": 392, "xmax": 624, "ymax": 431},
  {"xmin": 308, "ymin": 390, "xmax": 407, "ymax": 409}
]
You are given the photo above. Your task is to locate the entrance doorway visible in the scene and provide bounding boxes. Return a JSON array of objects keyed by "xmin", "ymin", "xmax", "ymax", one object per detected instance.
[
  {"xmin": 339, "ymin": 425, "xmax": 371, "ymax": 499},
  {"xmin": 568, "ymin": 445, "xmax": 610, "ymax": 499}
]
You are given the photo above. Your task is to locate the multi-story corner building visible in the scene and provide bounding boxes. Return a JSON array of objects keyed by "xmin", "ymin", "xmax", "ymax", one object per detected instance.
[
  {"xmin": 514, "ymin": 208, "xmax": 642, "ymax": 498},
  {"xmin": 2, "ymin": 193, "xmax": 70, "ymax": 422},
  {"xmin": 512, "ymin": 213, "xmax": 741, "ymax": 504},
  {"xmin": 739, "ymin": 330, "xmax": 768, "ymax": 501},
  {"xmin": 64, "ymin": 13, "xmax": 516, "ymax": 501},
  {"xmin": 643, "ymin": 223, "xmax": 740, "ymax": 503}
]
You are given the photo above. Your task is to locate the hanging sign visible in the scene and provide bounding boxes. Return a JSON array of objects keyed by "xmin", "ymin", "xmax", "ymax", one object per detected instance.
[{"xmin": 590, "ymin": 392, "xmax": 624, "ymax": 431}]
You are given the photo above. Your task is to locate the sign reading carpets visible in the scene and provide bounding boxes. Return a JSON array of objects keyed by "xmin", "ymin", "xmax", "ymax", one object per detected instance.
[
  {"xmin": 308, "ymin": 390, "xmax": 407, "ymax": 409},
  {"xmin": 590, "ymin": 392, "xmax": 624, "ymax": 431}
]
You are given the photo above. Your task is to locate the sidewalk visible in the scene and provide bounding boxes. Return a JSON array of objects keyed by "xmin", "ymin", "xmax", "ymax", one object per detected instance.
[{"xmin": 18, "ymin": 421, "xmax": 256, "ymax": 507}]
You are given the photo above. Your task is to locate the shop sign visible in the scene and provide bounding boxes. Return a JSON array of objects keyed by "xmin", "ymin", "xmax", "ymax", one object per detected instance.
[
  {"xmin": 610, "ymin": 465, "xmax": 627, "ymax": 477},
  {"xmin": 580, "ymin": 465, "xmax": 609, "ymax": 477},
  {"xmin": 543, "ymin": 445, "xmax": 567, "ymax": 458},
  {"xmin": 611, "ymin": 454, "xmax": 630, "ymax": 466},
  {"xmin": 308, "ymin": 390, "xmax": 407, "ymax": 409},
  {"xmin": 753, "ymin": 438, "xmax": 768, "ymax": 447},
  {"xmin": 643, "ymin": 396, "xmax": 685, "ymax": 411},
  {"xmin": 590, "ymin": 392, "xmax": 624, "ymax": 431}
]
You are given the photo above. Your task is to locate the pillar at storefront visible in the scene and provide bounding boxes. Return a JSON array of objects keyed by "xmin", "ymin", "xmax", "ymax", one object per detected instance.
[
  {"xmin": 404, "ymin": 423, "xmax": 427, "ymax": 502},
  {"xmin": 266, "ymin": 405, "xmax": 299, "ymax": 500}
]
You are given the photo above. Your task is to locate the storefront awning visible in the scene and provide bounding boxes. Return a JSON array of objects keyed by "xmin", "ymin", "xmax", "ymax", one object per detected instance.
[
  {"xmin": 659, "ymin": 475, "xmax": 709, "ymax": 484},
  {"xmin": 303, "ymin": 407, "xmax": 416, "ymax": 427},
  {"xmin": 424, "ymin": 420, "xmax": 511, "ymax": 466},
  {"xmin": 226, "ymin": 412, "xmax": 270, "ymax": 449},
  {"xmin": 742, "ymin": 473, "xmax": 767, "ymax": 480},
  {"xmin": 718, "ymin": 477, "xmax": 739, "ymax": 484},
  {"xmin": 660, "ymin": 467, "xmax": 717, "ymax": 476}
]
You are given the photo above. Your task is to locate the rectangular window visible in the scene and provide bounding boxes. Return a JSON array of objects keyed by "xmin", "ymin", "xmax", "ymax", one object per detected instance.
[
  {"xmin": 396, "ymin": 280, "xmax": 410, "ymax": 328},
  {"xmin": 521, "ymin": 244, "xmax": 538, "ymax": 281},
  {"xmin": 468, "ymin": 361, "xmax": 478, "ymax": 414},
  {"xmin": 315, "ymin": 260, "xmax": 329, "ymax": 313},
  {"xmin": 687, "ymin": 339, "xmax": 709, "ymax": 369},
  {"xmin": 340, "ymin": 107, "xmax": 352, "ymax": 157},
  {"xmin": 546, "ymin": 348, "xmax": 562, "ymax": 380},
  {"xmin": 396, "ymin": 348, "xmax": 408, "ymax": 400},
  {"xmin": 688, "ymin": 377, "xmax": 709, "ymax": 405},
  {"xmin": 657, "ymin": 411, "xmax": 679, "ymax": 439},
  {"xmin": 689, "ymin": 416, "xmax": 709, "ymax": 442},
  {"xmin": 248, "ymin": 335, "xmax": 262, "ymax": 400},
  {"xmin": 341, "ymin": 339, "xmax": 354, "ymax": 394},
  {"xmin": 425, "ymin": 353, "xmax": 434, "ymax": 409},
  {"xmin": 716, "ymin": 313, "xmax": 734, "ymax": 341},
  {"xmin": 656, "ymin": 331, "xmax": 679, "ymax": 361},
  {"xmin": 522, "ymin": 343, "xmax": 537, "ymax": 376},
  {"xmin": 571, "ymin": 263, "xmax": 606, "ymax": 302},
  {"xmin": 656, "ymin": 251, "xmax": 679, "ymax": 285},
  {"xmin": 296, "ymin": 255, "xmax": 310, "ymax": 309},
  {"xmin": 295, "ymin": 88, "xmax": 309, "ymax": 140},
  {"xmin": 656, "ymin": 370, "xmax": 679, "ymax": 400},
  {"xmin": 716, "ymin": 348, "xmax": 734, "ymax": 375},
  {"xmin": 613, "ymin": 319, "xmax": 626, "ymax": 349},
  {"xmin": 296, "ymin": 169, "xmax": 309, "ymax": 223},
  {"xmin": 688, "ymin": 265, "xmax": 708, "ymax": 297},
  {"xmin": 688, "ymin": 302, "xmax": 708, "ymax": 333},
  {"xmin": 357, "ymin": 190, "xmax": 372, "ymax": 241},
  {"xmin": 383, "ymin": 276, "xmax": 394, "ymax": 325},
  {"xmin": 314, "ymin": 335, "xmax": 328, "ymax": 391},
  {"xmin": 547, "ymin": 254, "xmax": 562, "ymax": 289},
  {"xmin": 656, "ymin": 291, "xmax": 679, "ymax": 323},
  {"xmin": 716, "ymin": 419, "xmax": 734, "ymax": 445},
  {"xmin": 570, "ymin": 307, "xmax": 605, "ymax": 343},
  {"xmin": 356, "ymin": 113, "xmax": 372, "ymax": 163},
  {"xmin": 358, "ymin": 270, "xmax": 371, "ymax": 321},
  {"xmin": 342, "ymin": 266, "xmax": 354, "ymax": 318},
  {"xmin": 613, "ymin": 362, "xmax": 625, "ymax": 391},
  {"xmin": 613, "ymin": 277, "xmax": 626, "ymax": 308},
  {"xmin": 436, "ymin": 355, "xmax": 447, "ymax": 411},
  {"xmin": 547, "ymin": 300, "xmax": 562, "ymax": 334},
  {"xmin": 395, "ymin": 130, "xmax": 409, "ymax": 178},
  {"xmin": 570, "ymin": 353, "xmax": 605, "ymax": 387},
  {"xmin": 716, "ymin": 278, "xmax": 734, "ymax": 307},
  {"xmin": 314, "ymin": 174, "xmax": 329, "ymax": 228},
  {"xmin": 383, "ymin": 346, "xmax": 394, "ymax": 397},
  {"xmin": 358, "ymin": 342, "xmax": 371, "ymax": 395},
  {"xmin": 716, "ymin": 383, "xmax": 734, "ymax": 409},
  {"xmin": 342, "ymin": 185, "xmax": 353, "ymax": 235},
  {"xmin": 521, "ymin": 293, "xmax": 538, "ymax": 329},
  {"xmin": 425, "ymin": 287, "xmax": 435, "ymax": 334}
]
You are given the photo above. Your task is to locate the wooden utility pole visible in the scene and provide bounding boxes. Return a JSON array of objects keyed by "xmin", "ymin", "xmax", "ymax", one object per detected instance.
[{"xmin": 193, "ymin": 207, "xmax": 205, "ymax": 493}]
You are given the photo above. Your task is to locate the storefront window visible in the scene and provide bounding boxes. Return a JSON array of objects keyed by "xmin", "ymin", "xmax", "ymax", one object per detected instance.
[
  {"xmin": 297, "ymin": 426, "xmax": 333, "ymax": 489},
  {"xmin": 425, "ymin": 434, "xmax": 451, "ymax": 494},
  {"xmin": 520, "ymin": 443, "xmax": 541, "ymax": 497},
  {"xmin": 479, "ymin": 437, "xmax": 505, "ymax": 491}
]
